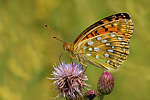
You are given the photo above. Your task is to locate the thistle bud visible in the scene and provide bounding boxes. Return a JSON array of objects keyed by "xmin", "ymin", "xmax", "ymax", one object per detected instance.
[
  {"xmin": 84, "ymin": 90, "xmax": 97, "ymax": 100},
  {"xmin": 97, "ymin": 71, "xmax": 114, "ymax": 95}
]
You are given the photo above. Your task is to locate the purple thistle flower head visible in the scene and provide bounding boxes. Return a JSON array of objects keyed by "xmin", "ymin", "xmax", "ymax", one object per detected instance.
[
  {"xmin": 97, "ymin": 71, "xmax": 114, "ymax": 95},
  {"xmin": 48, "ymin": 62, "xmax": 89, "ymax": 99}
]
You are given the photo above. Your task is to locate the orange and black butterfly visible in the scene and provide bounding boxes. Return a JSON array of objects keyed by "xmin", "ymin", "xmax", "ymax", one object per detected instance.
[{"xmin": 46, "ymin": 13, "xmax": 134, "ymax": 70}]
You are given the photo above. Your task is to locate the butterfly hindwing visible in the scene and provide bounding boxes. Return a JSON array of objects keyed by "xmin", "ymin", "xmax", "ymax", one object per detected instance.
[{"xmin": 76, "ymin": 32, "xmax": 129, "ymax": 70}]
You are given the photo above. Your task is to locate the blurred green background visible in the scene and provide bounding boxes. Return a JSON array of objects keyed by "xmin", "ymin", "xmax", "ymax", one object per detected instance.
[{"xmin": 1, "ymin": 0, "xmax": 150, "ymax": 100}]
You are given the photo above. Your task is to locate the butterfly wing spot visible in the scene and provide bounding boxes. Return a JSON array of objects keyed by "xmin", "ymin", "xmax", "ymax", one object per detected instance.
[
  {"xmin": 121, "ymin": 42, "xmax": 126, "ymax": 46},
  {"xmin": 117, "ymin": 37, "xmax": 122, "ymax": 40},
  {"xmin": 112, "ymin": 46, "xmax": 115, "ymax": 49},
  {"xmin": 107, "ymin": 49, "xmax": 114, "ymax": 53},
  {"xmin": 125, "ymin": 21, "xmax": 129, "ymax": 24},
  {"xmin": 104, "ymin": 53, "xmax": 110, "ymax": 58},
  {"xmin": 107, "ymin": 60, "xmax": 110, "ymax": 65},
  {"xmin": 83, "ymin": 46, "xmax": 86, "ymax": 51},
  {"xmin": 110, "ymin": 33, "xmax": 116, "ymax": 37},
  {"xmin": 123, "ymin": 48, "xmax": 126, "ymax": 52},
  {"xmin": 127, "ymin": 25, "xmax": 129, "ymax": 28},
  {"xmin": 96, "ymin": 55, "xmax": 99, "ymax": 59},
  {"xmin": 87, "ymin": 40, "xmax": 94, "ymax": 45},
  {"xmin": 114, "ymin": 63, "xmax": 117, "ymax": 67},
  {"xmin": 120, "ymin": 53, "xmax": 124, "ymax": 56},
  {"xmin": 88, "ymin": 47, "xmax": 92, "ymax": 51},
  {"xmin": 117, "ymin": 58, "xmax": 121, "ymax": 62},
  {"xmin": 94, "ymin": 47, "xmax": 100, "ymax": 52},
  {"xmin": 86, "ymin": 54, "xmax": 91, "ymax": 56},
  {"xmin": 97, "ymin": 36, "xmax": 102, "ymax": 40},
  {"xmin": 83, "ymin": 46, "xmax": 86, "ymax": 49},
  {"xmin": 105, "ymin": 43, "xmax": 111, "ymax": 46},
  {"xmin": 101, "ymin": 39, "xmax": 107, "ymax": 43},
  {"xmin": 105, "ymin": 28, "xmax": 108, "ymax": 31}
]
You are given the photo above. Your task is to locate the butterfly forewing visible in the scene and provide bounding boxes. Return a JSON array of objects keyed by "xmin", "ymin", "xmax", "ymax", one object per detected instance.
[
  {"xmin": 73, "ymin": 13, "xmax": 133, "ymax": 70},
  {"xmin": 74, "ymin": 13, "xmax": 134, "ymax": 48}
]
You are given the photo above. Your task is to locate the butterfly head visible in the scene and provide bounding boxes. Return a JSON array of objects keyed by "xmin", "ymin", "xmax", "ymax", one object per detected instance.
[{"xmin": 63, "ymin": 43, "xmax": 74, "ymax": 53}]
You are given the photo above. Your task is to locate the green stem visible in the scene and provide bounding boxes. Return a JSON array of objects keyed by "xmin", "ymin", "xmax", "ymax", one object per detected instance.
[{"xmin": 98, "ymin": 93, "xmax": 105, "ymax": 100}]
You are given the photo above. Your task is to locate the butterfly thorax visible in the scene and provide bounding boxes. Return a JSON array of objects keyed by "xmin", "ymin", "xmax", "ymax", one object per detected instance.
[{"xmin": 63, "ymin": 43, "xmax": 75, "ymax": 54}]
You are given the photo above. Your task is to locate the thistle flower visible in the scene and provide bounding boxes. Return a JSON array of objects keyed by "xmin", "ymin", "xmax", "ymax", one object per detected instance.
[
  {"xmin": 84, "ymin": 90, "xmax": 98, "ymax": 100},
  {"xmin": 48, "ymin": 62, "xmax": 88, "ymax": 99},
  {"xmin": 97, "ymin": 71, "xmax": 114, "ymax": 95}
]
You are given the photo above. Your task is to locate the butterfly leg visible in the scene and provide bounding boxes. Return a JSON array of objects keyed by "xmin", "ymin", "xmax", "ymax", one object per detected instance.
[
  {"xmin": 70, "ymin": 55, "xmax": 75, "ymax": 72},
  {"xmin": 70, "ymin": 55, "xmax": 74, "ymax": 65},
  {"xmin": 78, "ymin": 60, "xmax": 87, "ymax": 73}
]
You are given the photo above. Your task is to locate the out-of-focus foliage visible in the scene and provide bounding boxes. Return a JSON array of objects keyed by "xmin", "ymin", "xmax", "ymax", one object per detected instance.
[{"xmin": 0, "ymin": 0, "xmax": 150, "ymax": 100}]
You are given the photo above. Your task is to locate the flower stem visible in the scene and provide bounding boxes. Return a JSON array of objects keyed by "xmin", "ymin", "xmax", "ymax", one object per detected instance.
[{"xmin": 98, "ymin": 93, "xmax": 104, "ymax": 100}]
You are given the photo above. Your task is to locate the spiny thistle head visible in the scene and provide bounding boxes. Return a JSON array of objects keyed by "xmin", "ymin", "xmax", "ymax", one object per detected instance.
[
  {"xmin": 48, "ymin": 62, "xmax": 89, "ymax": 99},
  {"xmin": 97, "ymin": 71, "xmax": 114, "ymax": 95},
  {"xmin": 84, "ymin": 90, "xmax": 98, "ymax": 100}
]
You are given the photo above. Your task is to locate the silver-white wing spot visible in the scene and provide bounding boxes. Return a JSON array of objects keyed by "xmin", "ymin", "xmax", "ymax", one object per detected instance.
[
  {"xmin": 89, "ymin": 47, "xmax": 92, "ymax": 51},
  {"xmin": 97, "ymin": 36, "xmax": 101, "ymax": 40},
  {"xmin": 101, "ymin": 39, "xmax": 107, "ymax": 43},
  {"xmin": 94, "ymin": 47, "xmax": 100, "ymax": 52},
  {"xmin": 86, "ymin": 54, "xmax": 91, "ymax": 56},
  {"xmin": 110, "ymin": 33, "xmax": 115, "ymax": 37},
  {"xmin": 104, "ymin": 53, "xmax": 109, "ymax": 58},
  {"xmin": 107, "ymin": 49, "xmax": 113, "ymax": 53},
  {"xmin": 87, "ymin": 40, "xmax": 94, "ymax": 45},
  {"xmin": 106, "ymin": 43, "xmax": 111, "ymax": 46}
]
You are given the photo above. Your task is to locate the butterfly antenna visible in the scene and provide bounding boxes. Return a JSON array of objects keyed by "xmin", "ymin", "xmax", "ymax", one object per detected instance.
[{"xmin": 44, "ymin": 24, "xmax": 66, "ymax": 43}]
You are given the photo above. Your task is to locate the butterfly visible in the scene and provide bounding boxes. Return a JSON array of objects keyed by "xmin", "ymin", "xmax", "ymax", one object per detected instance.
[{"xmin": 46, "ymin": 13, "xmax": 134, "ymax": 70}]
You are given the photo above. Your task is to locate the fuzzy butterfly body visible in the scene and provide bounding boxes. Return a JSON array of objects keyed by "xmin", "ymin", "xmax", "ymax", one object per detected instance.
[{"xmin": 63, "ymin": 13, "xmax": 134, "ymax": 70}]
